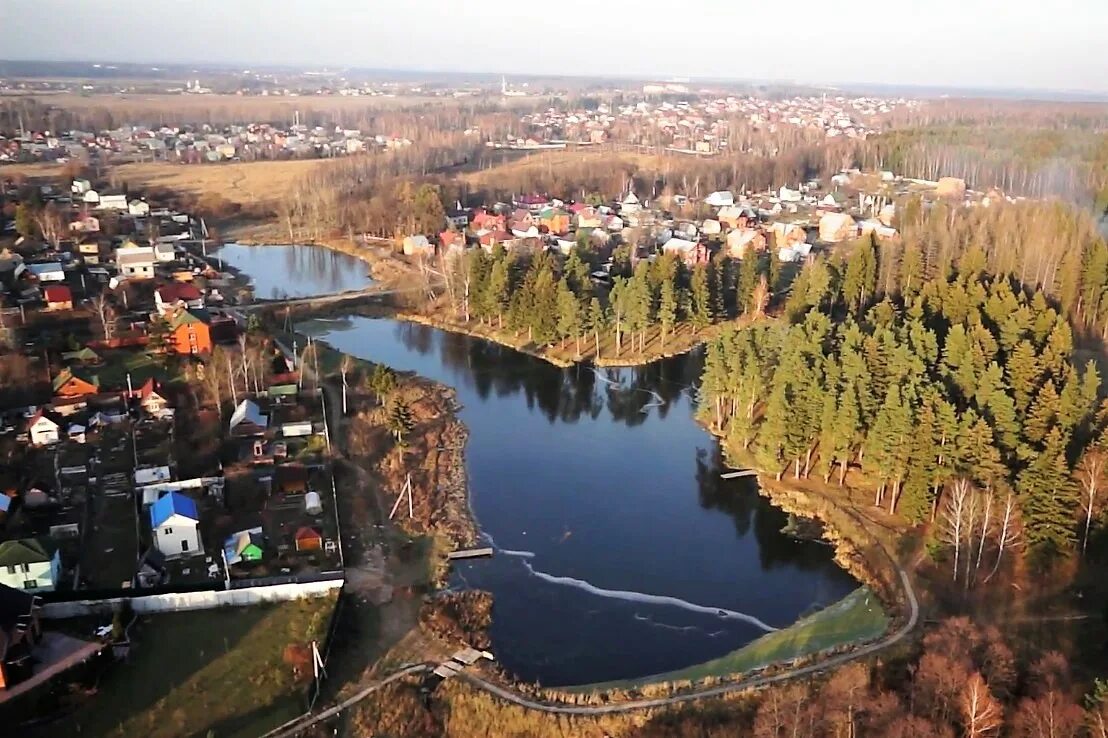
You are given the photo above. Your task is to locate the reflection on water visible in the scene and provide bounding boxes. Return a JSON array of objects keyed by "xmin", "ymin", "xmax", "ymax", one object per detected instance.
[
  {"xmin": 306, "ymin": 317, "xmax": 858, "ymax": 686},
  {"xmin": 214, "ymin": 243, "xmax": 373, "ymax": 299}
]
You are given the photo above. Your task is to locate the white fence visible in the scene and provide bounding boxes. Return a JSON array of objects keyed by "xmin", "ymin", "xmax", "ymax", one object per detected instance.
[{"xmin": 42, "ymin": 578, "xmax": 343, "ymax": 618}]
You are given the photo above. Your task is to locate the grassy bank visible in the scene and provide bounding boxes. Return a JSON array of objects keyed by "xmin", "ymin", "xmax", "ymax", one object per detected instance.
[
  {"xmin": 42, "ymin": 597, "xmax": 336, "ymax": 738},
  {"xmin": 578, "ymin": 587, "xmax": 887, "ymax": 692}
]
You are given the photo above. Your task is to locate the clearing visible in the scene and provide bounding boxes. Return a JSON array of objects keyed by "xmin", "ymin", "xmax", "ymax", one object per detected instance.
[{"xmin": 36, "ymin": 597, "xmax": 336, "ymax": 738}]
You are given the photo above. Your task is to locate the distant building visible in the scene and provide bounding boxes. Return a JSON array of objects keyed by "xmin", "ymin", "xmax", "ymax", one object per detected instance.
[
  {"xmin": 116, "ymin": 246, "xmax": 156, "ymax": 279},
  {"xmin": 167, "ymin": 308, "xmax": 212, "ymax": 355}
]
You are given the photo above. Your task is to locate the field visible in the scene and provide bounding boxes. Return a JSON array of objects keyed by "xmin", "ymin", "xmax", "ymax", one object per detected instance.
[
  {"xmin": 36, "ymin": 597, "xmax": 336, "ymax": 738},
  {"xmin": 581, "ymin": 586, "xmax": 889, "ymax": 691},
  {"xmin": 111, "ymin": 159, "xmax": 324, "ymax": 209}
]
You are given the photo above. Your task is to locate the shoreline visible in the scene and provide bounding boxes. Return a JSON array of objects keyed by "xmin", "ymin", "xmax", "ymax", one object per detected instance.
[{"xmin": 255, "ymin": 237, "xmax": 913, "ymax": 693}]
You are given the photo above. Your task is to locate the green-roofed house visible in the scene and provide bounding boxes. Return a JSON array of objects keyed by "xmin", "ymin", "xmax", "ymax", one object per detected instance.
[
  {"xmin": 0, "ymin": 539, "xmax": 60, "ymax": 593},
  {"xmin": 61, "ymin": 347, "xmax": 101, "ymax": 365},
  {"xmin": 167, "ymin": 307, "xmax": 212, "ymax": 356}
]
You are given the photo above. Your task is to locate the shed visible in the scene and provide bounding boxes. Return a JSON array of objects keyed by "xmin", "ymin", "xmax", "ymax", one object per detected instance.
[
  {"xmin": 304, "ymin": 490, "xmax": 323, "ymax": 515},
  {"xmin": 294, "ymin": 526, "xmax": 323, "ymax": 552},
  {"xmin": 223, "ymin": 527, "xmax": 265, "ymax": 566}
]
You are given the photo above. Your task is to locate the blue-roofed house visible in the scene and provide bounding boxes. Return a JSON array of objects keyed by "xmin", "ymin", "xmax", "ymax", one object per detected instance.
[{"xmin": 149, "ymin": 492, "xmax": 202, "ymax": 558}]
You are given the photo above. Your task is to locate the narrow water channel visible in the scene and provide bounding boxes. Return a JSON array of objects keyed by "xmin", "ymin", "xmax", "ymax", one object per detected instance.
[
  {"xmin": 302, "ymin": 315, "xmax": 858, "ymax": 686},
  {"xmin": 214, "ymin": 243, "xmax": 374, "ymax": 299}
]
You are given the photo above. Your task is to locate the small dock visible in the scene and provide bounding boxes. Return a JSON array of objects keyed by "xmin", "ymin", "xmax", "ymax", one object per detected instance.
[
  {"xmin": 447, "ymin": 547, "xmax": 494, "ymax": 560},
  {"xmin": 720, "ymin": 469, "xmax": 758, "ymax": 479}
]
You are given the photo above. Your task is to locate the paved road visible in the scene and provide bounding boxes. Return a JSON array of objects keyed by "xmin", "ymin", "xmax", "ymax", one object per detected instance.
[{"xmin": 262, "ymin": 567, "xmax": 917, "ymax": 735}]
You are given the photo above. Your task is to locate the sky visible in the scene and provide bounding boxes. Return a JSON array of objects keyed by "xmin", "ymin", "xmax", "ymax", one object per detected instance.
[{"xmin": 2, "ymin": 0, "xmax": 1107, "ymax": 93}]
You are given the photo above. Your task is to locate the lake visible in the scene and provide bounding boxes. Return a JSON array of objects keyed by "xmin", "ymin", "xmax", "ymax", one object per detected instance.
[
  {"xmin": 302, "ymin": 315, "xmax": 858, "ymax": 686},
  {"xmin": 213, "ymin": 243, "xmax": 373, "ymax": 300}
]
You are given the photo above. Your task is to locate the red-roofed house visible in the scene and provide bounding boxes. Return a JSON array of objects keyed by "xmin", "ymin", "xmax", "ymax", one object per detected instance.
[
  {"xmin": 128, "ymin": 378, "xmax": 171, "ymax": 416},
  {"xmin": 43, "ymin": 285, "xmax": 72, "ymax": 311},
  {"xmin": 439, "ymin": 230, "xmax": 465, "ymax": 254},
  {"xmin": 471, "ymin": 208, "xmax": 506, "ymax": 233},
  {"xmin": 155, "ymin": 283, "xmax": 204, "ymax": 316}
]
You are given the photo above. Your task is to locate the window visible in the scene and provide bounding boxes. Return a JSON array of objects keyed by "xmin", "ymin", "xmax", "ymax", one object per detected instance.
[
  {"xmin": 23, "ymin": 580, "xmax": 36, "ymax": 589},
  {"xmin": 20, "ymin": 563, "xmax": 29, "ymax": 573},
  {"xmin": 164, "ymin": 527, "xmax": 173, "ymax": 535},
  {"xmin": 180, "ymin": 539, "xmax": 189, "ymax": 552},
  {"xmin": 5, "ymin": 565, "xmax": 14, "ymax": 574}
]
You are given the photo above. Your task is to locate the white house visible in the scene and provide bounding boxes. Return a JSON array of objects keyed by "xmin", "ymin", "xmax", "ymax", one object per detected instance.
[
  {"xmin": 71, "ymin": 178, "xmax": 92, "ymax": 195},
  {"xmin": 96, "ymin": 194, "xmax": 128, "ymax": 211},
  {"xmin": 116, "ymin": 245, "xmax": 156, "ymax": 279},
  {"xmin": 82, "ymin": 189, "xmax": 100, "ymax": 205},
  {"xmin": 128, "ymin": 199, "xmax": 151, "ymax": 217},
  {"xmin": 0, "ymin": 538, "xmax": 61, "ymax": 592},
  {"xmin": 149, "ymin": 492, "xmax": 202, "ymax": 558},
  {"xmin": 153, "ymin": 242, "xmax": 176, "ymax": 262},
  {"xmin": 705, "ymin": 190, "xmax": 735, "ymax": 208},
  {"xmin": 28, "ymin": 410, "xmax": 60, "ymax": 446}
]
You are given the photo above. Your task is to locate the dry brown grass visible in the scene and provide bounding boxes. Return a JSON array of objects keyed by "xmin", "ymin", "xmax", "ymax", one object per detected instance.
[
  {"xmin": 112, "ymin": 159, "xmax": 325, "ymax": 208},
  {"xmin": 458, "ymin": 148, "xmax": 668, "ymax": 188}
]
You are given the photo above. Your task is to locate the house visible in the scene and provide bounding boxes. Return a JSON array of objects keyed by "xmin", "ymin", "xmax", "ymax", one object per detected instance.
[
  {"xmin": 705, "ymin": 191, "xmax": 735, "ymax": 208},
  {"xmin": 726, "ymin": 228, "xmax": 767, "ymax": 260},
  {"xmin": 223, "ymin": 527, "xmax": 264, "ymax": 566},
  {"xmin": 77, "ymin": 240, "xmax": 103, "ymax": 264},
  {"xmin": 294, "ymin": 526, "xmax": 323, "ymax": 552},
  {"xmin": 155, "ymin": 282, "xmax": 204, "ymax": 315},
  {"xmin": 717, "ymin": 206, "xmax": 751, "ymax": 230},
  {"xmin": 153, "ymin": 242, "xmax": 175, "ymax": 262},
  {"xmin": 53, "ymin": 368, "xmax": 99, "ymax": 399},
  {"xmin": 43, "ymin": 285, "xmax": 73, "ymax": 310},
  {"xmin": 229, "ymin": 399, "xmax": 268, "ymax": 436},
  {"xmin": 149, "ymin": 492, "xmax": 202, "ymax": 558},
  {"xmin": 701, "ymin": 219, "xmax": 722, "ymax": 236},
  {"xmin": 538, "ymin": 207, "xmax": 570, "ymax": 236},
  {"xmin": 96, "ymin": 194, "xmax": 128, "ymax": 211},
  {"xmin": 71, "ymin": 178, "xmax": 92, "ymax": 195},
  {"xmin": 401, "ymin": 235, "xmax": 433, "ymax": 257},
  {"xmin": 130, "ymin": 378, "xmax": 172, "ymax": 416},
  {"xmin": 445, "ymin": 208, "xmax": 469, "ymax": 228},
  {"xmin": 116, "ymin": 246, "xmax": 156, "ymax": 279},
  {"xmin": 818, "ymin": 212, "xmax": 858, "ymax": 243},
  {"xmin": 439, "ymin": 230, "xmax": 466, "ymax": 256},
  {"xmin": 0, "ymin": 539, "xmax": 60, "ymax": 593},
  {"xmin": 470, "ymin": 208, "xmax": 506, "ymax": 232},
  {"xmin": 0, "ymin": 583, "xmax": 43, "ymax": 690},
  {"xmin": 26, "ymin": 262, "xmax": 66, "ymax": 283},
  {"xmin": 575, "ymin": 207, "xmax": 603, "ymax": 230},
  {"xmin": 620, "ymin": 190, "xmax": 641, "ymax": 214},
  {"xmin": 661, "ymin": 237, "xmax": 701, "ymax": 266},
  {"xmin": 128, "ymin": 199, "xmax": 150, "ymax": 217},
  {"xmin": 27, "ymin": 410, "xmax": 61, "ymax": 446},
  {"xmin": 81, "ymin": 189, "xmax": 100, "ymax": 205},
  {"xmin": 167, "ymin": 308, "xmax": 212, "ymax": 355}
]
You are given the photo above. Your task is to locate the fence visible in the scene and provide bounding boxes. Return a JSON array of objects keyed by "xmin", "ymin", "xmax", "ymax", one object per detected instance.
[{"xmin": 41, "ymin": 576, "xmax": 343, "ymax": 618}]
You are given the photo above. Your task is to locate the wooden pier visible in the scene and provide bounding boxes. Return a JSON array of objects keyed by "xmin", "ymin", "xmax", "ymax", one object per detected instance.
[
  {"xmin": 720, "ymin": 469, "xmax": 758, "ymax": 479},
  {"xmin": 447, "ymin": 547, "xmax": 494, "ymax": 560}
]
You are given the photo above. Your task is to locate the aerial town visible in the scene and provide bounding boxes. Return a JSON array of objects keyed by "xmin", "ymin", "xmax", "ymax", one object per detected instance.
[{"xmin": 0, "ymin": 10, "xmax": 1106, "ymax": 738}]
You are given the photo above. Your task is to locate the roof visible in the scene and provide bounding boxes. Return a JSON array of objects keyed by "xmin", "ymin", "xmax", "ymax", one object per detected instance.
[
  {"xmin": 53, "ymin": 368, "xmax": 99, "ymax": 392},
  {"xmin": 116, "ymin": 246, "xmax": 155, "ymax": 266},
  {"xmin": 62, "ymin": 347, "xmax": 100, "ymax": 363},
  {"xmin": 0, "ymin": 538, "xmax": 55, "ymax": 567},
  {"xmin": 149, "ymin": 491, "xmax": 199, "ymax": 528},
  {"xmin": 229, "ymin": 399, "xmax": 268, "ymax": 431},
  {"xmin": 156, "ymin": 282, "xmax": 202, "ymax": 303},
  {"xmin": 168, "ymin": 308, "xmax": 211, "ymax": 330},
  {"xmin": 294, "ymin": 526, "xmax": 321, "ymax": 541},
  {"xmin": 43, "ymin": 285, "xmax": 72, "ymax": 303},
  {"xmin": 26, "ymin": 262, "xmax": 64, "ymax": 276}
]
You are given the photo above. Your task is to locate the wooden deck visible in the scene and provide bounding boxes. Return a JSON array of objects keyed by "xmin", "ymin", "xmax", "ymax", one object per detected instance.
[{"xmin": 447, "ymin": 547, "xmax": 494, "ymax": 560}]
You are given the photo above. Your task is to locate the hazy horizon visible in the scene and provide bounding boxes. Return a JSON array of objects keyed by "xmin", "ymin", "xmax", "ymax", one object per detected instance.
[{"xmin": 2, "ymin": 0, "xmax": 1106, "ymax": 94}]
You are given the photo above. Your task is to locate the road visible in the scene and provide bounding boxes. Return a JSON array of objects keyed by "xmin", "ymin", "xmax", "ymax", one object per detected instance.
[{"xmin": 262, "ymin": 567, "xmax": 918, "ymax": 735}]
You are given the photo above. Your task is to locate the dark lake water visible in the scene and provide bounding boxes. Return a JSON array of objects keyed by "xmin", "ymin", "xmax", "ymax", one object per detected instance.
[
  {"xmin": 214, "ymin": 243, "xmax": 373, "ymax": 300},
  {"xmin": 303, "ymin": 315, "xmax": 858, "ymax": 686}
]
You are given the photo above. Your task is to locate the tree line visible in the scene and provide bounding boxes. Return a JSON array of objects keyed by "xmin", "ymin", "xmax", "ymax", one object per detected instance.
[{"xmin": 701, "ymin": 209, "xmax": 1108, "ymax": 579}]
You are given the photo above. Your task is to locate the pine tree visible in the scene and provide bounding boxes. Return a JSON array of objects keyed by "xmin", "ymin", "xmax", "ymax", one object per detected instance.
[
  {"xmin": 486, "ymin": 256, "xmax": 510, "ymax": 329},
  {"xmin": 556, "ymin": 278, "xmax": 582, "ymax": 355},
  {"xmin": 737, "ymin": 255, "xmax": 760, "ymax": 315},
  {"xmin": 587, "ymin": 297, "xmax": 606, "ymax": 359},
  {"xmin": 1006, "ymin": 340, "xmax": 1041, "ymax": 415},
  {"xmin": 689, "ymin": 262, "xmax": 712, "ymax": 329},
  {"xmin": 658, "ymin": 278, "xmax": 677, "ymax": 348},
  {"xmin": 1017, "ymin": 427, "xmax": 1077, "ymax": 562}
]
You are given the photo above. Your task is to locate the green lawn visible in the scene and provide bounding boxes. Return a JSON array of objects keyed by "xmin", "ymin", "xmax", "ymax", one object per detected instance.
[
  {"xmin": 41, "ymin": 597, "xmax": 336, "ymax": 738},
  {"xmin": 577, "ymin": 587, "xmax": 888, "ymax": 691}
]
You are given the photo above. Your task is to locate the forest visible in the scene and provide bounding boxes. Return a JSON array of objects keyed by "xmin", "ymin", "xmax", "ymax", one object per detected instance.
[{"xmin": 699, "ymin": 199, "xmax": 1108, "ymax": 585}]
